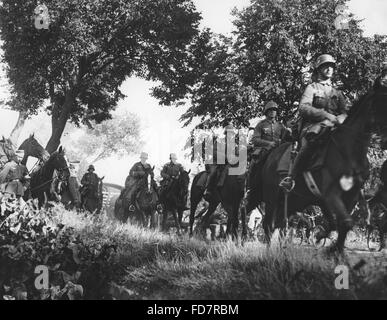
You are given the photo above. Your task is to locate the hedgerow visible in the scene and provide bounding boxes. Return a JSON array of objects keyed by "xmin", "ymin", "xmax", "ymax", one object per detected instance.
[{"xmin": 0, "ymin": 198, "xmax": 120, "ymax": 300}]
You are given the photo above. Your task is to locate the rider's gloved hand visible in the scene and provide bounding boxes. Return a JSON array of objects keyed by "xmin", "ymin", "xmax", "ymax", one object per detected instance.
[{"xmin": 325, "ymin": 113, "xmax": 340, "ymax": 125}]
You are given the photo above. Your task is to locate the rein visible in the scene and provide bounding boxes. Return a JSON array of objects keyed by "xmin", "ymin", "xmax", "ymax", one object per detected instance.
[{"xmin": 30, "ymin": 165, "xmax": 69, "ymax": 192}]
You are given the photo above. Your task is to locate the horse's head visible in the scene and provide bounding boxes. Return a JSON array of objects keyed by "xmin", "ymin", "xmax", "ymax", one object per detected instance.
[
  {"xmin": 177, "ymin": 169, "xmax": 191, "ymax": 200},
  {"xmin": 344, "ymin": 83, "xmax": 387, "ymax": 150},
  {"xmin": 18, "ymin": 134, "xmax": 50, "ymax": 162},
  {"xmin": 48, "ymin": 146, "xmax": 70, "ymax": 180}
]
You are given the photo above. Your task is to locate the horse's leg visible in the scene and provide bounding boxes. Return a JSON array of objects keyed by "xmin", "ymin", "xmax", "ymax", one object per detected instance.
[
  {"xmin": 200, "ymin": 199, "xmax": 220, "ymax": 235},
  {"xmin": 178, "ymin": 209, "xmax": 185, "ymax": 231},
  {"xmin": 189, "ymin": 187, "xmax": 203, "ymax": 236},
  {"xmin": 324, "ymin": 194, "xmax": 352, "ymax": 254},
  {"xmin": 262, "ymin": 205, "xmax": 275, "ymax": 246},
  {"xmin": 224, "ymin": 202, "xmax": 239, "ymax": 241},
  {"xmin": 161, "ymin": 207, "xmax": 169, "ymax": 232},
  {"xmin": 171, "ymin": 208, "xmax": 181, "ymax": 236}
]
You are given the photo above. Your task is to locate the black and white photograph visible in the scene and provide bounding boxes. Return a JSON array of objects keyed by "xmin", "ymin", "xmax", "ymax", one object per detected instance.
[{"xmin": 0, "ymin": 0, "xmax": 386, "ymax": 305}]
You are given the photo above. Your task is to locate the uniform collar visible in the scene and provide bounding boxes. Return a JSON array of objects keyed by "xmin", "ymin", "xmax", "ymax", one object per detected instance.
[
  {"xmin": 317, "ymin": 77, "xmax": 332, "ymax": 86},
  {"xmin": 264, "ymin": 117, "xmax": 277, "ymax": 124}
]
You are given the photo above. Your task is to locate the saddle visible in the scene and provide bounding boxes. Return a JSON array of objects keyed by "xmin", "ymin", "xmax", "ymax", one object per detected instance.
[{"xmin": 277, "ymin": 128, "xmax": 331, "ymax": 174}]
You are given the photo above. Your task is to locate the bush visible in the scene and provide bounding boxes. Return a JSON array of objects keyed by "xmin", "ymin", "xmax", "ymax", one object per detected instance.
[{"xmin": 0, "ymin": 198, "xmax": 120, "ymax": 300}]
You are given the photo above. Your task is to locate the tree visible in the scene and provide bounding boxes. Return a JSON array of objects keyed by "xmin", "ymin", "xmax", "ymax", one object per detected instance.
[
  {"xmin": 0, "ymin": 0, "xmax": 205, "ymax": 153},
  {"xmin": 181, "ymin": 0, "xmax": 387, "ymax": 128},
  {"xmin": 63, "ymin": 111, "xmax": 142, "ymax": 164},
  {"xmin": 180, "ymin": 34, "xmax": 260, "ymax": 129}
]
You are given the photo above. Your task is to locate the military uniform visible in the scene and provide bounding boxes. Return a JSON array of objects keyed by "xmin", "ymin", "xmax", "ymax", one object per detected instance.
[
  {"xmin": 0, "ymin": 159, "xmax": 29, "ymax": 197},
  {"xmin": 161, "ymin": 162, "xmax": 185, "ymax": 181},
  {"xmin": 251, "ymin": 118, "xmax": 288, "ymax": 155},
  {"xmin": 247, "ymin": 118, "xmax": 288, "ymax": 198},
  {"xmin": 81, "ymin": 172, "xmax": 100, "ymax": 188},
  {"xmin": 279, "ymin": 54, "xmax": 349, "ymax": 191},
  {"xmin": 245, "ymin": 101, "xmax": 289, "ymax": 204},
  {"xmin": 299, "ymin": 79, "xmax": 348, "ymax": 138},
  {"xmin": 124, "ymin": 161, "xmax": 154, "ymax": 205}
]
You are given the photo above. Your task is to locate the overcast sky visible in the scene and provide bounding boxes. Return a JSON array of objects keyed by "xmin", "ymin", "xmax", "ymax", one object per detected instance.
[{"xmin": 0, "ymin": 0, "xmax": 386, "ymax": 185}]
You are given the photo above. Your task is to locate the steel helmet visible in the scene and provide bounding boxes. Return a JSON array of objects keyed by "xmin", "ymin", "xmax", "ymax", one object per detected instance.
[
  {"xmin": 88, "ymin": 164, "xmax": 95, "ymax": 171},
  {"xmin": 264, "ymin": 101, "xmax": 278, "ymax": 114},
  {"xmin": 140, "ymin": 152, "xmax": 148, "ymax": 159},
  {"xmin": 315, "ymin": 54, "xmax": 336, "ymax": 69}
]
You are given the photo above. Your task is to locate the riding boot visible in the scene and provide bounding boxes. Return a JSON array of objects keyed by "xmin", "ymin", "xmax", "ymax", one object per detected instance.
[
  {"xmin": 279, "ymin": 140, "xmax": 312, "ymax": 192},
  {"xmin": 245, "ymin": 158, "xmax": 258, "ymax": 204},
  {"xmin": 129, "ymin": 188, "xmax": 137, "ymax": 212}
]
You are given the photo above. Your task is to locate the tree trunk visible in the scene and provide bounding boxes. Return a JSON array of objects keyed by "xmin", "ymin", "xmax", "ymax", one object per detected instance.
[
  {"xmin": 46, "ymin": 91, "xmax": 75, "ymax": 154},
  {"xmin": 9, "ymin": 111, "xmax": 28, "ymax": 147}
]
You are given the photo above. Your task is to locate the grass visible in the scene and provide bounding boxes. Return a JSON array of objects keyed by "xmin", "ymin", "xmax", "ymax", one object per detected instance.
[{"xmin": 50, "ymin": 205, "xmax": 387, "ymax": 300}]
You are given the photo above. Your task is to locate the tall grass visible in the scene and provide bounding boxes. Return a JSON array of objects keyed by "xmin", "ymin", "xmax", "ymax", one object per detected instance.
[{"xmin": 53, "ymin": 206, "xmax": 387, "ymax": 300}]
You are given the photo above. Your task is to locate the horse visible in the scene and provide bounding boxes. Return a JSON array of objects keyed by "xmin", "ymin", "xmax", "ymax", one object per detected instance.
[
  {"xmin": 81, "ymin": 176, "xmax": 104, "ymax": 214},
  {"xmin": 189, "ymin": 167, "xmax": 246, "ymax": 240},
  {"xmin": 51, "ymin": 171, "xmax": 82, "ymax": 211},
  {"xmin": 132, "ymin": 172, "xmax": 159, "ymax": 228},
  {"xmin": 259, "ymin": 84, "xmax": 387, "ymax": 253},
  {"xmin": 18, "ymin": 134, "xmax": 50, "ymax": 166},
  {"xmin": 29, "ymin": 146, "xmax": 70, "ymax": 207},
  {"xmin": 114, "ymin": 170, "xmax": 157, "ymax": 224},
  {"xmin": 160, "ymin": 169, "xmax": 190, "ymax": 235}
]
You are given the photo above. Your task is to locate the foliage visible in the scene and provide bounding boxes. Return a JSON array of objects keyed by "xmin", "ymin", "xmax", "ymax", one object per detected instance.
[
  {"xmin": 181, "ymin": 35, "xmax": 260, "ymax": 129},
  {"xmin": 0, "ymin": 0, "xmax": 206, "ymax": 151},
  {"xmin": 1, "ymin": 198, "xmax": 386, "ymax": 300},
  {"xmin": 64, "ymin": 111, "xmax": 142, "ymax": 163},
  {"xmin": 181, "ymin": 0, "xmax": 387, "ymax": 128},
  {"xmin": 0, "ymin": 199, "xmax": 120, "ymax": 300}
]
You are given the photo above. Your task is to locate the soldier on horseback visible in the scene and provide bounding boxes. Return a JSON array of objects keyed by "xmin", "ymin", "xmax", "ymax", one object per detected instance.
[
  {"xmin": 201, "ymin": 121, "xmax": 239, "ymax": 200},
  {"xmin": 80, "ymin": 164, "xmax": 100, "ymax": 198},
  {"xmin": 124, "ymin": 152, "xmax": 156, "ymax": 212},
  {"xmin": 0, "ymin": 149, "xmax": 30, "ymax": 200},
  {"xmin": 160, "ymin": 153, "xmax": 185, "ymax": 196},
  {"xmin": 245, "ymin": 101, "xmax": 290, "ymax": 204},
  {"xmin": 279, "ymin": 54, "xmax": 349, "ymax": 192}
]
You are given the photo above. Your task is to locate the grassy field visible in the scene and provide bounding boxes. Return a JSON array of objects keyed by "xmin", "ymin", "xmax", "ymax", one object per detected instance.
[{"xmin": 53, "ymin": 208, "xmax": 387, "ymax": 300}]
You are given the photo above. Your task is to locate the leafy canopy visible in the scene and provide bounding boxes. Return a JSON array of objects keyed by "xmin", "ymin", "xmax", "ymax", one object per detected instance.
[
  {"xmin": 181, "ymin": 0, "xmax": 387, "ymax": 128},
  {"xmin": 0, "ymin": 0, "xmax": 204, "ymax": 124}
]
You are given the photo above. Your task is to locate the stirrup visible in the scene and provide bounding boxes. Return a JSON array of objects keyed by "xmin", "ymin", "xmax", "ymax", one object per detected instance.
[{"xmin": 279, "ymin": 176, "xmax": 295, "ymax": 192}]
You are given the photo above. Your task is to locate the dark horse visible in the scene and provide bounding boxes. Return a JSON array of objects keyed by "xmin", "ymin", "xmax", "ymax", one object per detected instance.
[
  {"xmin": 189, "ymin": 167, "xmax": 246, "ymax": 240},
  {"xmin": 160, "ymin": 170, "xmax": 190, "ymax": 235},
  {"xmin": 133, "ymin": 173, "xmax": 159, "ymax": 228},
  {"xmin": 30, "ymin": 146, "xmax": 70, "ymax": 207},
  {"xmin": 114, "ymin": 170, "xmax": 158, "ymax": 225},
  {"xmin": 18, "ymin": 136, "xmax": 80, "ymax": 208},
  {"xmin": 18, "ymin": 134, "xmax": 50, "ymax": 166},
  {"xmin": 82, "ymin": 176, "xmax": 104, "ymax": 214},
  {"xmin": 259, "ymin": 84, "xmax": 387, "ymax": 253}
]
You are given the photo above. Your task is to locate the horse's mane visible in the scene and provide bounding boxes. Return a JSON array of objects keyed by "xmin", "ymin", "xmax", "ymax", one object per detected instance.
[
  {"xmin": 32, "ymin": 150, "xmax": 64, "ymax": 179},
  {"xmin": 342, "ymin": 89, "xmax": 376, "ymax": 126}
]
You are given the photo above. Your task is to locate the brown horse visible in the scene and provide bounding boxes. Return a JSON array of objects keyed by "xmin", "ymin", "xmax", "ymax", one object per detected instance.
[
  {"xmin": 189, "ymin": 167, "xmax": 247, "ymax": 240},
  {"xmin": 260, "ymin": 84, "xmax": 387, "ymax": 253},
  {"xmin": 160, "ymin": 169, "xmax": 190, "ymax": 235},
  {"xmin": 18, "ymin": 134, "xmax": 50, "ymax": 165}
]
